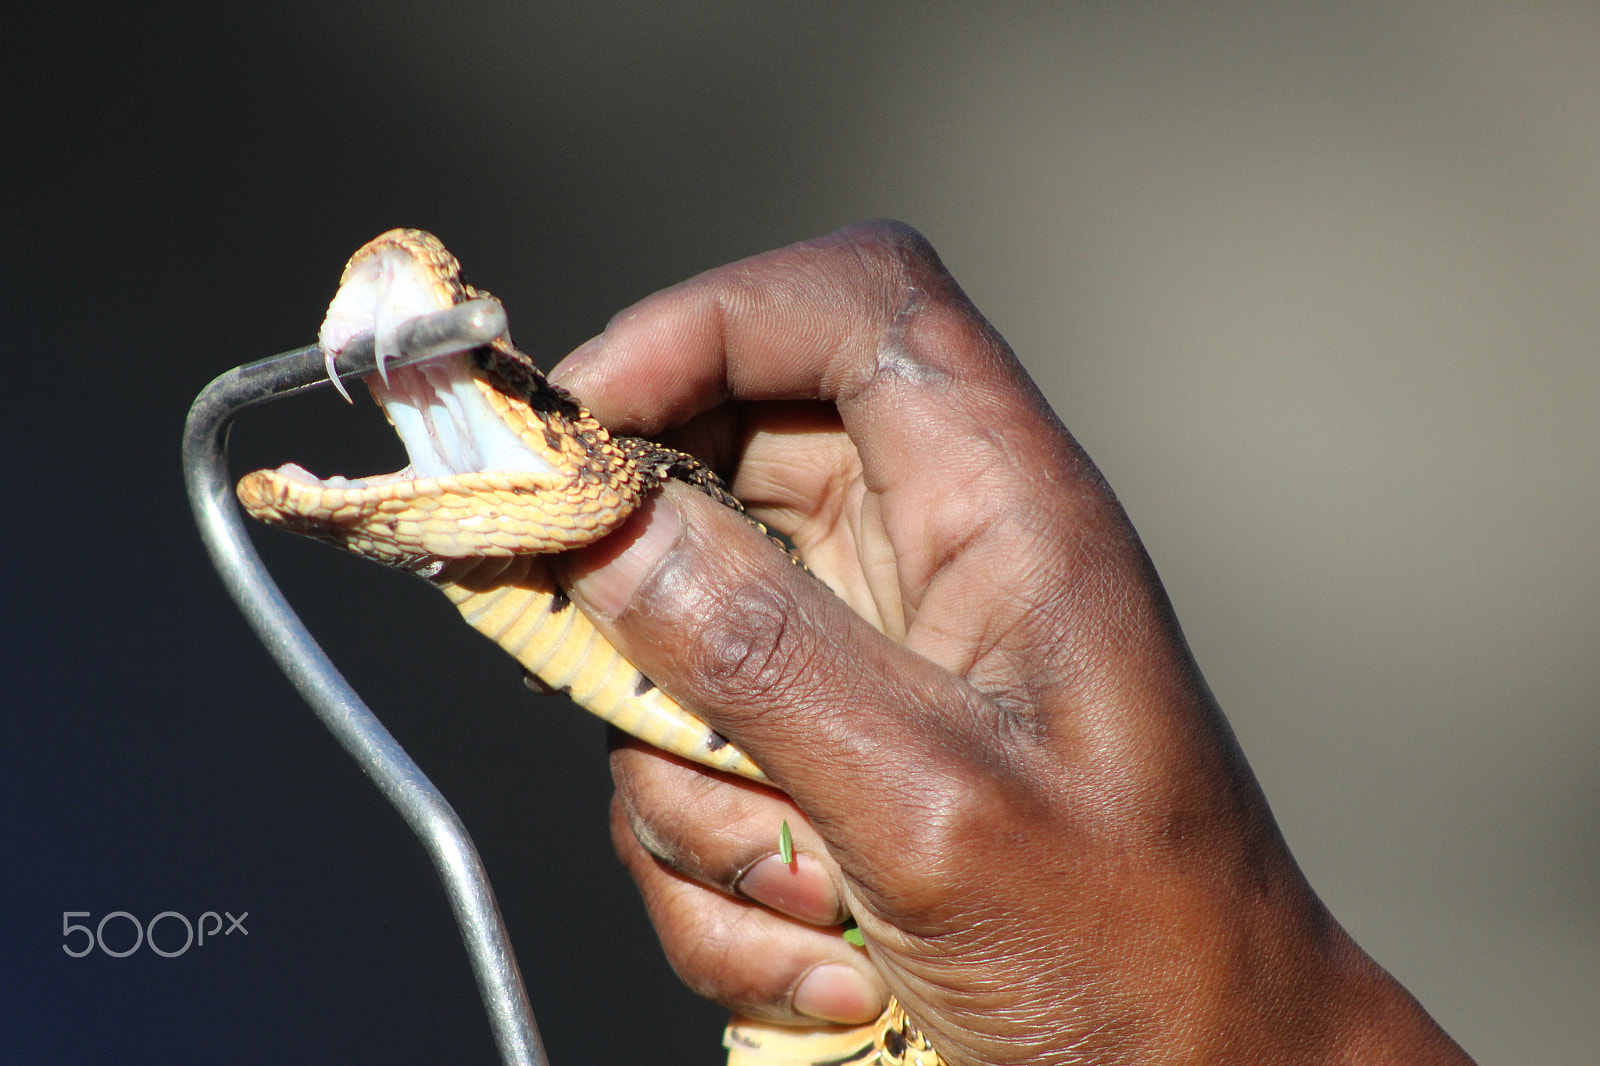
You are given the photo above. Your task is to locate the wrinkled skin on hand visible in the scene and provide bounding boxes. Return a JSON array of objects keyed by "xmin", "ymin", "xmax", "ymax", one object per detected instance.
[{"xmin": 550, "ymin": 222, "xmax": 1472, "ymax": 1065}]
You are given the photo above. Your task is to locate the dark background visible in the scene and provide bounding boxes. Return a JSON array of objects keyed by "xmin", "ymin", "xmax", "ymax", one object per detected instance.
[{"xmin": 4, "ymin": 4, "xmax": 1597, "ymax": 1063}]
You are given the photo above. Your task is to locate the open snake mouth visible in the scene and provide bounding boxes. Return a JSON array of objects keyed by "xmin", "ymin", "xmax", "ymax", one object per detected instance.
[
  {"xmin": 240, "ymin": 228, "xmax": 639, "ymax": 561},
  {"xmin": 272, "ymin": 242, "xmax": 559, "ymax": 492}
]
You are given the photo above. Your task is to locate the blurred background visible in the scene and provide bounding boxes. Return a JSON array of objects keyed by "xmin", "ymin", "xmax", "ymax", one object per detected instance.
[{"xmin": 3, "ymin": 2, "xmax": 1596, "ymax": 1062}]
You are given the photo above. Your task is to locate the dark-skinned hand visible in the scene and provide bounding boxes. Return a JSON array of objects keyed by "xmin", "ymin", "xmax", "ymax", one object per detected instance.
[{"xmin": 549, "ymin": 221, "xmax": 1472, "ymax": 1066}]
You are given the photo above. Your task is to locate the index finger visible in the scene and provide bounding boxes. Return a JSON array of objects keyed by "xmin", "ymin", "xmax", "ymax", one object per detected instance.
[
  {"xmin": 553, "ymin": 220, "xmax": 1020, "ymax": 424},
  {"xmin": 555, "ymin": 221, "xmax": 1172, "ymax": 705}
]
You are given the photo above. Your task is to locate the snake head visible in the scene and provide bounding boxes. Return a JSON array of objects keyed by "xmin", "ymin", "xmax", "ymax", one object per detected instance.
[{"xmin": 237, "ymin": 229, "xmax": 649, "ymax": 565}]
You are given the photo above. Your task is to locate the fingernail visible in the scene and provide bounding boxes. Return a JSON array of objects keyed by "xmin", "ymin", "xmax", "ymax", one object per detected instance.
[
  {"xmin": 738, "ymin": 853, "xmax": 841, "ymax": 926},
  {"xmin": 565, "ymin": 495, "xmax": 682, "ymax": 618},
  {"xmin": 549, "ymin": 334, "xmax": 604, "ymax": 386},
  {"xmin": 793, "ymin": 963, "xmax": 884, "ymax": 1025}
]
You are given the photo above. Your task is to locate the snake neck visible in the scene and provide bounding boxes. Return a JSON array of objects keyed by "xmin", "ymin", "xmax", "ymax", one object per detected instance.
[{"xmin": 427, "ymin": 555, "xmax": 768, "ymax": 782}]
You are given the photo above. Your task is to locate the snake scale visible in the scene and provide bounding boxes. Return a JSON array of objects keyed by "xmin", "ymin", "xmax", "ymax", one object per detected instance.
[{"xmin": 237, "ymin": 230, "xmax": 940, "ymax": 1066}]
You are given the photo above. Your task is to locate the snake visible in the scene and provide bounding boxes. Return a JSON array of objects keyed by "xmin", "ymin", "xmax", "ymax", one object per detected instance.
[{"xmin": 236, "ymin": 230, "xmax": 941, "ymax": 1066}]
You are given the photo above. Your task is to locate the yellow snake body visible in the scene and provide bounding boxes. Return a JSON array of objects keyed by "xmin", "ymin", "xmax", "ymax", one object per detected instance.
[
  {"xmin": 433, "ymin": 554, "xmax": 764, "ymax": 780},
  {"xmin": 237, "ymin": 230, "xmax": 939, "ymax": 1066}
]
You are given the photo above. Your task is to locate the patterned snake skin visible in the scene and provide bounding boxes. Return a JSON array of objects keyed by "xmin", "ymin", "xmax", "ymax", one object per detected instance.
[{"xmin": 237, "ymin": 230, "xmax": 941, "ymax": 1066}]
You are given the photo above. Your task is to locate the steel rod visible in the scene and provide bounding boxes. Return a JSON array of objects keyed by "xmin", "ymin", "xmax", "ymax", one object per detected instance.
[{"xmin": 181, "ymin": 299, "xmax": 548, "ymax": 1066}]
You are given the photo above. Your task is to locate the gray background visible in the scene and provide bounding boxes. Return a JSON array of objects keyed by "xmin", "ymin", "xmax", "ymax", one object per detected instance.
[{"xmin": 4, "ymin": 3, "xmax": 1595, "ymax": 1062}]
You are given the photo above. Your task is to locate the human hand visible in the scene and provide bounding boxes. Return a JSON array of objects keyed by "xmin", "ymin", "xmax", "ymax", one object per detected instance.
[{"xmin": 550, "ymin": 221, "xmax": 1470, "ymax": 1065}]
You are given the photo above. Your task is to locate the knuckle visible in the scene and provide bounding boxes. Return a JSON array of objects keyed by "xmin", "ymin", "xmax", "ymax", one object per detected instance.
[
  {"xmin": 660, "ymin": 908, "xmax": 742, "ymax": 996},
  {"xmin": 659, "ymin": 908, "xmax": 796, "ymax": 1013},
  {"xmin": 830, "ymin": 219, "xmax": 952, "ymax": 304},
  {"xmin": 826, "ymin": 220, "xmax": 1009, "ymax": 389},
  {"xmin": 689, "ymin": 580, "xmax": 819, "ymax": 714},
  {"xmin": 609, "ymin": 758, "xmax": 781, "ymax": 890},
  {"xmin": 834, "ymin": 218, "xmax": 940, "ymax": 274}
]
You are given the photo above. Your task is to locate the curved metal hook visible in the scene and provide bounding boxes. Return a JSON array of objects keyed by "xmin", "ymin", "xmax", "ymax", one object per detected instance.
[{"xmin": 181, "ymin": 299, "xmax": 549, "ymax": 1066}]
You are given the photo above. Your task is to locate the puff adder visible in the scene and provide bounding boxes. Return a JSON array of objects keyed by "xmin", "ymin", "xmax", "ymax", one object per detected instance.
[{"xmin": 237, "ymin": 230, "xmax": 941, "ymax": 1066}]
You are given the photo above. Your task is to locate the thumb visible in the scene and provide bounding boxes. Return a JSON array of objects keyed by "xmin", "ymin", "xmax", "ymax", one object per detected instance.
[{"xmin": 558, "ymin": 480, "xmax": 997, "ymax": 860}]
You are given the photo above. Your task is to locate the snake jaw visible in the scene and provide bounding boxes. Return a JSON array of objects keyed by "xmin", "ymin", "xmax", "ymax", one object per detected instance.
[
  {"xmin": 240, "ymin": 228, "xmax": 651, "ymax": 564},
  {"xmin": 236, "ymin": 464, "xmax": 628, "ymax": 562},
  {"xmin": 314, "ymin": 229, "xmax": 563, "ymax": 487}
]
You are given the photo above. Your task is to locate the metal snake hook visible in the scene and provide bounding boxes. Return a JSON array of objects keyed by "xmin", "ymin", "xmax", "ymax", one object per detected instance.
[{"xmin": 182, "ymin": 299, "xmax": 549, "ymax": 1066}]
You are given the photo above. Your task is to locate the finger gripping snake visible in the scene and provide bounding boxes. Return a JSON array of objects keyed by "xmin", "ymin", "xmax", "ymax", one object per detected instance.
[{"xmin": 237, "ymin": 229, "xmax": 939, "ymax": 1066}]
